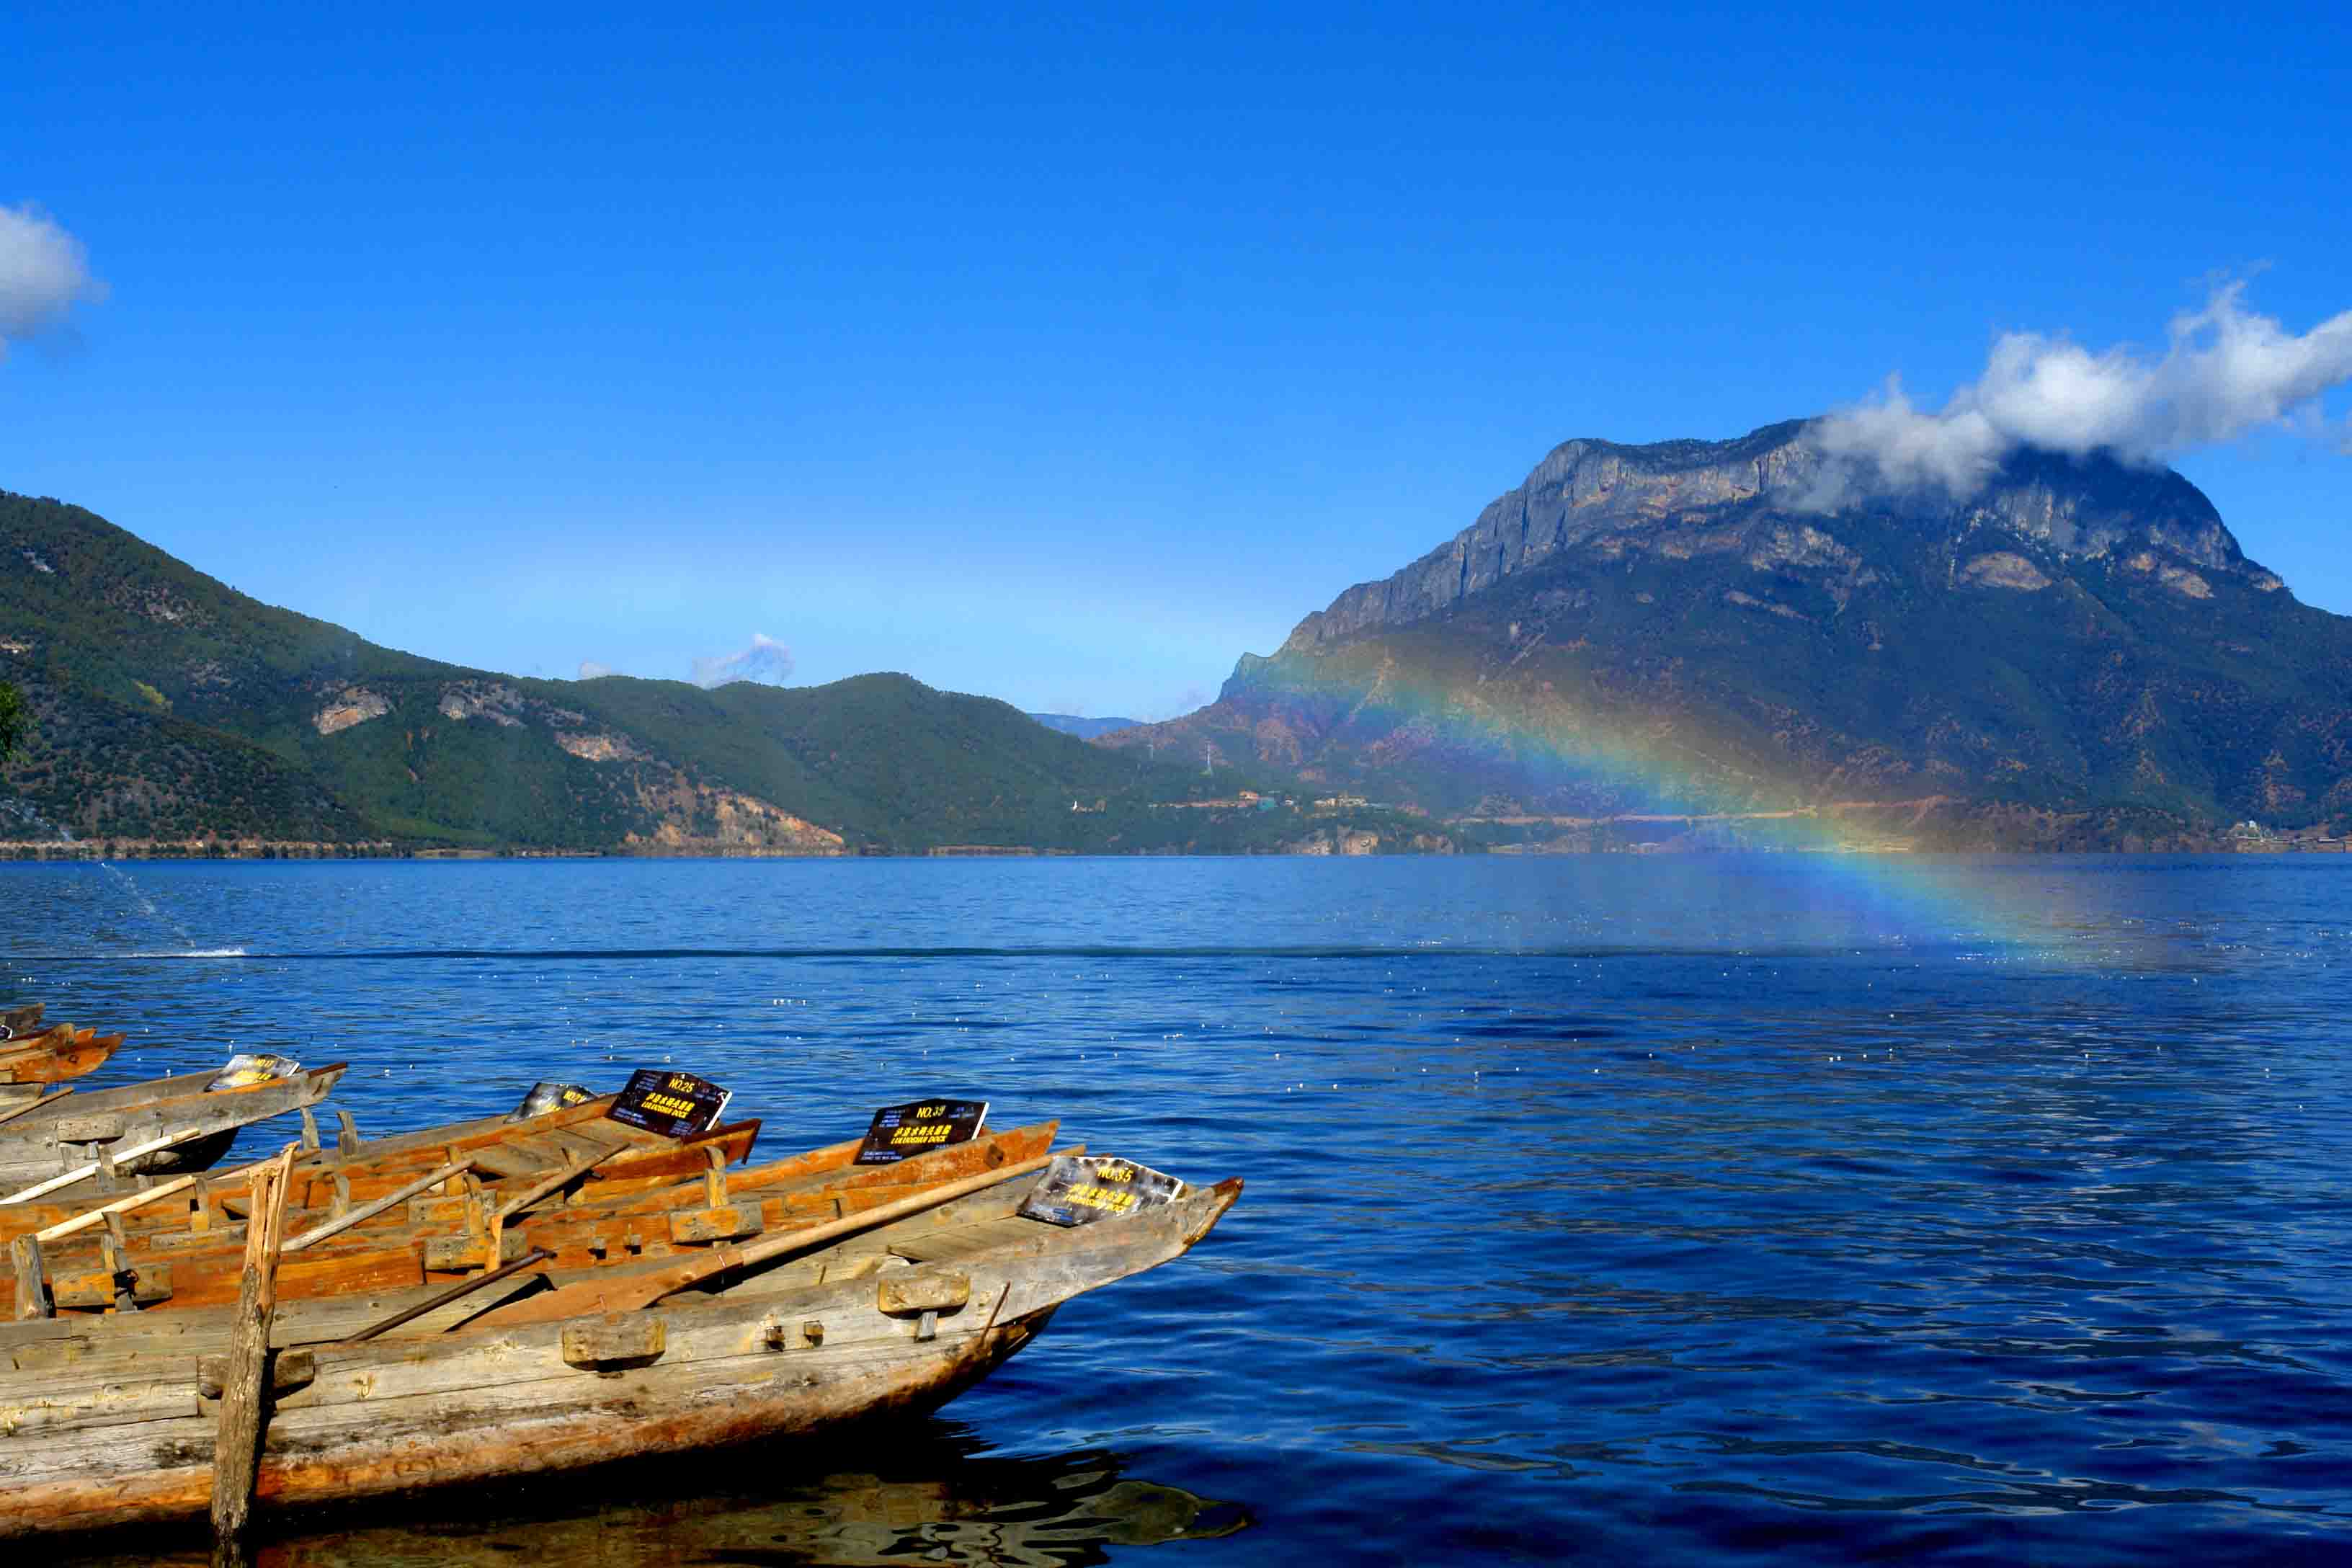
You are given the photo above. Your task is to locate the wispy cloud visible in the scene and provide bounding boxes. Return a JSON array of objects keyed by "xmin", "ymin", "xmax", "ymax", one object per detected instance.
[
  {"xmin": 0, "ymin": 205, "xmax": 106, "ymax": 356},
  {"xmin": 690, "ymin": 632, "xmax": 793, "ymax": 689},
  {"xmin": 1804, "ymin": 282, "xmax": 2352, "ymax": 505},
  {"xmin": 576, "ymin": 660, "xmax": 616, "ymax": 680}
]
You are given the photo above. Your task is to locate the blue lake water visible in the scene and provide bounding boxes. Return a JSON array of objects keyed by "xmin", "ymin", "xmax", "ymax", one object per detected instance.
[{"xmin": 10, "ymin": 854, "xmax": 2352, "ymax": 1565}]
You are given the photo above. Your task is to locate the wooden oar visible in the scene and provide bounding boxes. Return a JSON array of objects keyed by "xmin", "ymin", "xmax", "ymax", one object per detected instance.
[
  {"xmin": 463, "ymin": 1152, "xmax": 1059, "ymax": 1331},
  {"xmin": 31, "ymin": 1174, "xmax": 200, "ymax": 1244},
  {"xmin": 282, "ymin": 1158, "xmax": 476, "ymax": 1255},
  {"xmin": 492, "ymin": 1142, "xmax": 623, "ymax": 1221},
  {"xmin": 343, "ymin": 1248, "xmax": 556, "ymax": 1343},
  {"xmin": 0, "ymin": 1126, "xmax": 208, "ymax": 1206}
]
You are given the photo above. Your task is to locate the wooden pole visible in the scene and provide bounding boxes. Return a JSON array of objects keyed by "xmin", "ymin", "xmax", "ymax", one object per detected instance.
[
  {"xmin": 210, "ymin": 1143, "xmax": 295, "ymax": 1563},
  {"xmin": 31, "ymin": 1173, "xmax": 198, "ymax": 1243},
  {"xmin": 0, "ymin": 1123, "xmax": 206, "ymax": 1206},
  {"xmin": 281, "ymin": 1157, "xmax": 474, "ymax": 1255},
  {"xmin": 343, "ymin": 1246, "xmax": 556, "ymax": 1343},
  {"xmin": 491, "ymin": 1143, "xmax": 622, "ymax": 1221},
  {"xmin": 9, "ymin": 1234, "xmax": 48, "ymax": 1320}
]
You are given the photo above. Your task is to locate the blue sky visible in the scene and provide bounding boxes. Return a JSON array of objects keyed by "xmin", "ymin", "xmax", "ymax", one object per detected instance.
[{"xmin": 4, "ymin": 4, "xmax": 2348, "ymax": 718}]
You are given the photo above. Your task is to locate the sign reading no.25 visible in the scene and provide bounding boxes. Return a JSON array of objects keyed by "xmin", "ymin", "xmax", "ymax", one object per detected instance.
[{"xmin": 606, "ymin": 1069, "xmax": 733, "ymax": 1139}]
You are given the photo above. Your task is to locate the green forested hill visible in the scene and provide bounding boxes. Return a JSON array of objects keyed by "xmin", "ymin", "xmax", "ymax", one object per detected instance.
[{"xmin": 0, "ymin": 489, "xmax": 1276, "ymax": 852}]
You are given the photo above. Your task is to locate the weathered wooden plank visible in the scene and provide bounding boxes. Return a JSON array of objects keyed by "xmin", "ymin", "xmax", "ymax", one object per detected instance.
[
  {"xmin": 30, "ymin": 1175, "xmax": 197, "ymax": 1244},
  {"xmin": 197, "ymin": 1346, "xmax": 315, "ymax": 1400},
  {"xmin": 48, "ymin": 1260, "xmax": 170, "ymax": 1310},
  {"xmin": 0, "ymin": 1088, "xmax": 68, "ymax": 1131},
  {"xmin": 0, "ymin": 1067, "xmax": 346, "ymax": 1190},
  {"xmin": 280, "ymin": 1159, "xmax": 471, "ymax": 1255},
  {"xmin": 560, "ymin": 1313, "xmax": 666, "ymax": 1368},
  {"xmin": 9, "ymin": 1235, "xmax": 46, "ymax": 1321},
  {"xmin": 0, "ymin": 1126, "xmax": 206, "ymax": 1206},
  {"xmin": 210, "ymin": 1145, "xmax": 295, "ymax": 1556}
]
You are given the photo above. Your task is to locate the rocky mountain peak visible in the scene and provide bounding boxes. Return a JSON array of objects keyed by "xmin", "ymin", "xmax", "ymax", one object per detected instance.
[{"xmin": 1274, "ymin": 421, "xmax": 2279, "ymax": 659}]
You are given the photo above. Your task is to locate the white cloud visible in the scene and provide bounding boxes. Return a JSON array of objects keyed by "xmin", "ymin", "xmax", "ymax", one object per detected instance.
[
  {"xmin": 0, "ymin": 205, "xmax": 106, "ymax": 355},
  {"xmin": 1805, "ymin": 282, "xmax": 2352, "ymax": 504},
  {"xmin": 690, "ymin": 633, "xmax": 793, "ymax": 689},
  {"xmin": 576, "ymin": 660, "xmax": 616, "ymax": 680}
]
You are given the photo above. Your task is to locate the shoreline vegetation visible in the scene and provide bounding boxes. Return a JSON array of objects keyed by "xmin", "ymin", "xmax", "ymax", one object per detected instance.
[{"xmin": 2, "ymin": 816, "xmax": 2341, "ymax": 861}]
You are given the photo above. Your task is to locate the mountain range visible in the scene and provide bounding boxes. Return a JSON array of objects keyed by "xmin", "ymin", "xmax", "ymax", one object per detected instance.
[
  {"xmin": 1102, "ymin": 422, "xmax": 2352, "ymax": 850},
  {"xmin": 0, "ymin": 490, "xmax": 1365, "ymax": 855},
  {"xmin": 8, "ymin": 413, "xmax": 2348, "ymax": 855},
  {"xmin": 1025, "ymin": 713, "xmax": 1144, "ymax": 741}
]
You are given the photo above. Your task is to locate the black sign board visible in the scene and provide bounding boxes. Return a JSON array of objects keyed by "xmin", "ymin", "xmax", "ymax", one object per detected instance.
[
  {"xmin": 854, "ymin": 1098, "xmax": 989, "ymax": 1165},
  {"xmin": 1018, "ymin": 1154, "xmax": 1188, "ymax": 1227},
  {"xmin": 605, "ymin": 1069, "xmax": 731, "ymax": 1140}
]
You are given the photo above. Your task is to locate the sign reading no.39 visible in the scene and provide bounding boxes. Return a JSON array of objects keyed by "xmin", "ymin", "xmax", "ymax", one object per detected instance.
[{"xmin": 854, "ymin": 1099, "xmax": 989, "ymax": 1164}]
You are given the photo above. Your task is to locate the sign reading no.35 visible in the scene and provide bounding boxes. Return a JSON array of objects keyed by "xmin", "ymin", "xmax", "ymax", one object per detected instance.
[{"xmin": 1018, "ymin": 1154, "xmax": 1188, "ymax": 1226}]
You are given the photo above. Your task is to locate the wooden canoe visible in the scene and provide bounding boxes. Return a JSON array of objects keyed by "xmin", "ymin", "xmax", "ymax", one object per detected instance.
[
  {"xmin": 0, "ymin": 1025, "xmax": 123, "ymax": 1084},
  {"xmin": 1, "ymin": 1121, "xmax": 1054, "ymax": 1315},
  {"xmin": 0, "ymin": 1162, "xmax": 1242, "ymax": 1538},
  {"xmin": 0, "ymin": 1091, "xmax": 758, "ymax": 1239},
  {"xmin": 0, "ymin": 1064, "xmax": 347, "ymax": 1190}
]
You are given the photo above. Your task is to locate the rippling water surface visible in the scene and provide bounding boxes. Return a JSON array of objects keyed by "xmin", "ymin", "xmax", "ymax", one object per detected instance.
[{"xmin": 11, "ymin": 855, "xmax": 2351, "ymax": 1565}]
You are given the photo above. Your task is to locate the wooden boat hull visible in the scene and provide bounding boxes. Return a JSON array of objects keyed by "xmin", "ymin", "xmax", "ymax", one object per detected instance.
[
  {"xmin": 0, "ymin": 1027, "xmax": 122, "ymax": 1084},
  {"xmin": 0, "ymin": 1173, "xmax": 1241, "ymax": 1538},
  {"xmin": 0, "ymin": 1090, "xmax": 636, "ymax": 1234},
  {"xmin": 0, "ymin": 1065, "xmax": 347, "ymax": 1189}
]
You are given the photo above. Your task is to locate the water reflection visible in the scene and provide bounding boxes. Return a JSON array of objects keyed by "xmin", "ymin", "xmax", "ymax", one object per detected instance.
[{"xmin": 60, "ymin": 1425, "xmax": 1248, "ymax": 1567}]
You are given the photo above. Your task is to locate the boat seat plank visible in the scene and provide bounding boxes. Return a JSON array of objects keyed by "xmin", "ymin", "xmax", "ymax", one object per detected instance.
[{"xmin": 886, "ymin": 1216, "xmax": 1046, "ymax": 1264}]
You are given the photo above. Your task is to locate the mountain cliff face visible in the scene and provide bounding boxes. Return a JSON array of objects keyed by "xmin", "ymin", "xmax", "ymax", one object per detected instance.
[
  {"xmin": 1107, "ymin": 422, "xmax": 2352, "ymax": 845},
  {"xmin": 1282, "ymin": 422, "xmax": 2275, "ymax": 653}
]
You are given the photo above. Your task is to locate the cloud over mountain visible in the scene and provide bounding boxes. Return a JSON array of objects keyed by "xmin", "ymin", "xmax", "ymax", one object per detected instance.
[
  {"xmin": 0, "ymin": 205, "xmax": 106, "ymax": 355},
  {"xmin": 1804, "ymin": 282, "xmax": 2352, "ymax": 505},
  {"xmin": 690, "ymin": 633, "xmax": 793, "ymax": 688}
]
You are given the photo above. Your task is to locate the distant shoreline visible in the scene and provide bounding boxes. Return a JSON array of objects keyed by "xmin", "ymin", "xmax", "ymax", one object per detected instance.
[{"xmin": 1, "ymin": 837, "xmax": 2343, "ymax": 861}]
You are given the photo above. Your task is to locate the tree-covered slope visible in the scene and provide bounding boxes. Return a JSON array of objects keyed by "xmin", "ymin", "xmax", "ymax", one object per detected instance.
[{"xmin": 0, "ymin": 489, "xmax": 1250, "ymax": 851}]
